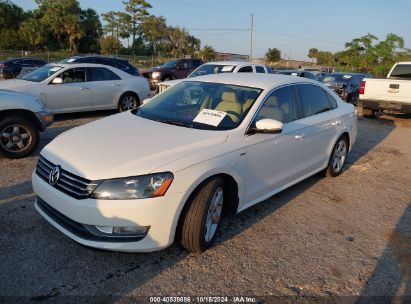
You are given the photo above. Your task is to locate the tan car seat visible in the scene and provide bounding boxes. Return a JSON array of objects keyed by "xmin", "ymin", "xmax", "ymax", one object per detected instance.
[
  {"xmin": 258, "ymin": 95, "xmax": 284, "ymax": 122},
  {"xmin": 215, "ymin": 90, "xmax": 243, "ymax": 123}
]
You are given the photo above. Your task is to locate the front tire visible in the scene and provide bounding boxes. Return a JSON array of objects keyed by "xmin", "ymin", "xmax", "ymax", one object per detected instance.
[
  {"xmin": 326, "ymin": 136, "xmax": 348, "ymax": 177},
  {"xmin": 118, "ymin": 92, "xmax": 139, "ymax": 112},
  {"xmin": 180, "ymin": 177, "xmax": 224, "ymax": 253},
  {"xmin": 0, "ymin": 116, "xmax": 39, "ymax": 159}
]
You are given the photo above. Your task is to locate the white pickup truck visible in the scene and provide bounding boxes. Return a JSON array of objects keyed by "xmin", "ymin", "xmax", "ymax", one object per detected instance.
[{"xmin": 359, "ymin": 62, "xmax": 411, "ymax": 117}]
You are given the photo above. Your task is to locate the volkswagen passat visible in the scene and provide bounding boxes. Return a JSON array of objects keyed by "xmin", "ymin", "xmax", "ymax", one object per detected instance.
[{"xmin": 33, "ymin": 74, "xmax": 357, "ymax": 253}]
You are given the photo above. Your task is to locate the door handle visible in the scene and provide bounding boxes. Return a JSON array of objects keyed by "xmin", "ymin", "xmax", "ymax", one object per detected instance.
[
  {"xmin": 112, "ymin": 84, "xmax": 121, "ymax": 87},
  {"xmin": 294, "ymin": 134, "xmax": 305, "ymax": 140},
  {"xmin": 331, "ymin": 120, "xmax": 341, "ymax": 126},
  {"xmin": 80, "ymin": 87, "xmax": 90, "ymax": 90}
]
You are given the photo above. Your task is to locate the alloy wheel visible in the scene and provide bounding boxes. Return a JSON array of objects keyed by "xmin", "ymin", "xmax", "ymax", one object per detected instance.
[
  {"xmin": 332, "ymin": 139, "xmax": 347, "ymax": 173},
  {"xmin": 0, "ymin": 124, "xmax": 32, "ymax": 153},
  {"xmin": 204, "ymin": 186, "xmax": 224, "ymax": 242}
]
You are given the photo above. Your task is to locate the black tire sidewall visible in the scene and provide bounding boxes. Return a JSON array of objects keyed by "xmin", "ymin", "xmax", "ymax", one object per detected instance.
[
  {"xmin": 0, "ymin": 117, "xmax": 39, "ymax": 159},
  {"xmin": 327, "ymin": 136, "xmax": 348, "ymax": 177}
]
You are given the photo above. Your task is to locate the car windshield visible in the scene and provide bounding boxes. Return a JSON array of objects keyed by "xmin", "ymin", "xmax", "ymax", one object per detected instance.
[
  {"xmin": 135, "ymin": 81, "xmax": 262, "ymax": 130},
  {"xmin": 20, "ymin": 65, "xmax": 63, "ymax": 82},
  {"xmin": 161, "ymin": 60, "xmax": 178, "ymax": 69},
  {"xmin": 189, "ymin": 64, "xmax": 237, "ymax": 78}
]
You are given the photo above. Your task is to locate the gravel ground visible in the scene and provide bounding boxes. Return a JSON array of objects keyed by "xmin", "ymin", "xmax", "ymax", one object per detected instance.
[{"xmin": 0, "ymin": 109, "xmax": 410, "ymax": 303}]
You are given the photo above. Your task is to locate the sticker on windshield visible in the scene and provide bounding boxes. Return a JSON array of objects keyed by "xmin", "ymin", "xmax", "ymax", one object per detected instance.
[
  {"xmin": 343, "ymin": 75, "xmax": 352, "ymax": 79},
  {"xmin": 221, "ymin": 65, "xmax": 234, "ymax": 72},
  {"xmin": 67, "ymin": 58, "xmax": 76, "ymax": 63},
  {"xmin": 49, "ymin": 67, "xmax": 62, "ymax": 72},
  {"xmin": 291, "ymin": 72, "xmax": 298, "ymax": 76},
  {"xmin": 193, "ymin": 109, "xmax": 227, "ymax": 126}
]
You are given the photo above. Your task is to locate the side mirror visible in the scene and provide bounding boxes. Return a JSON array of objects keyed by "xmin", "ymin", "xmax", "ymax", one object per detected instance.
[
  {"xmin": 52, "ymin": 77, "xmax": 63, "ymax": 84},
  {"xmin": 248, "ymin": 118, "xmax": 283, "ymax": 135}
]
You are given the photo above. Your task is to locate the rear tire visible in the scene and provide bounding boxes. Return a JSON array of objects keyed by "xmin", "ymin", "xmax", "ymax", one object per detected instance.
[
  {"xmin": 362, "ymin": 107, "xmax": 376, "ymax": 118},
  {"xmin": 0, "ymin": 116, "xmax": 39, "ymax": 159},
  {"xmin": 326, "ymin": 136, "xmax": 348, "ymax": 177},
  {"xmin": 118, "ymin": 92, "xmax": 140, "ymax": 112},
  {"xmin": 180, "ymin": 177, "xmax": 224, "ymax": 253}
]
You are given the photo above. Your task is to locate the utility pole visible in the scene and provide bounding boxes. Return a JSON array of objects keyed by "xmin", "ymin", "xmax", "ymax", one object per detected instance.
[{"xmin": 249, "ymin": 14, "xmax": 253, "ymax": 62}]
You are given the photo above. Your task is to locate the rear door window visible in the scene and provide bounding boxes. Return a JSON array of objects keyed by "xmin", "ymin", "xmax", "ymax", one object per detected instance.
[
  {"xmin": 255, "ymin": 66, "xmax": 266, "ymax": 73},
  {"xmin": 297, "ymin": 84, "xmax": 334, "ymax": 118},
  {"xmin": 90, "ymin": 67, "xmax": 121, "ymax": 81},
  {"xmin": 238, "ymin": 66, "xmax": 253, "ymax": 73},
  {"xmin": 390, "ymin": 64, "xmax": 411, "ymax": 78}
]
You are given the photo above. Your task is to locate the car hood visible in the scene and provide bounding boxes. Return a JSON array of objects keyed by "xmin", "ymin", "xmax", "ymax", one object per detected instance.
[
  {"xmin": 0, "ymin": 79, "xmax": 38, "ymax": 92},
  {"xmin": 41, "ymin": 111, "xmax": 228, "ymax": 180}
]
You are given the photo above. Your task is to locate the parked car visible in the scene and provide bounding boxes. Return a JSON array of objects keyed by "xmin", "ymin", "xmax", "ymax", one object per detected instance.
[
  {"xmin": 157, "ymin": 61, "xmax": 274, "ymax": 94},
  {"xmin": 32, "ymin": 73, "xmax": 357, "ymax": 253},
  {"xmin": 360, "ymin": 62, "xmax": 411, "ymax": 117},
  {"xmin": 0, "ymin": 58, "xmax": 47, "ymax": 79},
  {"xmin": 274, "ymin": 69, "xmax": 322, "ymax": 82},
  {"xmin": 322, "ymin": 72, "xmax": 368, "ymax": 105},
  {"xmin": 60, "ymin": 56, "xmax": 140, "ymax": 76},
  {"xmin": 0, "ymin": 89, "xmax": 53, "ymax": 158},
  {"xmin": 140, "ymin": 58, "xmax": 203, "ymax": 89},
  {"xmin": 0, "ymin": 63, "xmax": 151, "ymax": 113}
]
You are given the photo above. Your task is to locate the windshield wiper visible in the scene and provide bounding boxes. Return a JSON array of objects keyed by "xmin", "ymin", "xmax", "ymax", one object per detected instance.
[{"xmin": 155, "ymin": 119, "xmax": 193, "ymax": 128}]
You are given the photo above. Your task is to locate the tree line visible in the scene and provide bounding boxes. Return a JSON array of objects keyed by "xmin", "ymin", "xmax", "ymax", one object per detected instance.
[
  {"xmin": 0, "ymin": 0, "xmax": 215, "ymax": 58},
  {"xmin": 266, "ymin": 33, "xmax": 411, "ymax": 77}
]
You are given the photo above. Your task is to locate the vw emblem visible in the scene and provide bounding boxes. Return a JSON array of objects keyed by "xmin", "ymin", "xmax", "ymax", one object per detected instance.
[{"xmin": 48, "ymin": 165, "xmax": 61, "ymax": 186}]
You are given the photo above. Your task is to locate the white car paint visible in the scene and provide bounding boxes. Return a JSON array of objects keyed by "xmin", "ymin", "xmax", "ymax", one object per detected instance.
[
  {"xmin": 33, "ymin": 73, "xmax": 357, "ymax": 252},
  {"xmin": 158, "ymin": 61, "xmax": 271, "ymax": 93},
  {"xmin": 0, "ymin": 63, "xmax": 151, "ymax": 114}
]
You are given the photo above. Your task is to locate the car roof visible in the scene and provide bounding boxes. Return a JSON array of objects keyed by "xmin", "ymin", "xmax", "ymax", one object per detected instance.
[
  {"xmin": 48, "ymin": 63, "xmax": 125, "ymax": 69},
  {"xmin": 182, "ymin": 73, "xmax": 317, "ymax": 90},
  {"xmin": 204, "ymin": 61, "xmax": 265, "ymax": 66}
]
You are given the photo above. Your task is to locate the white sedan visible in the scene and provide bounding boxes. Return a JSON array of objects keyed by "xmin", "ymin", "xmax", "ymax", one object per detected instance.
[
  {"xmin": 32, "ymin": 74, "xmax": 357, "ymax": 253},
  {"xmin": 0, "ymin": 63, "xmax": 151, "ymax": 113}
]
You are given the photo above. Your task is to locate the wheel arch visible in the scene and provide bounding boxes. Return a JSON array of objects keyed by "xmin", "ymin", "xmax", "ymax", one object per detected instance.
[
  {"xmin": 0, "ymin": 109, "xmax": 41, "ymax": 130},
  {"xmin": 173, "ymin": 172, "xmax": 240, "ymax": 243}
]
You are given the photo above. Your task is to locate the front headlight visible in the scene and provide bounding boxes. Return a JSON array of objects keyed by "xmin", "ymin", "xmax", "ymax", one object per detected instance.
[
  {"xmin": 91, "ymin": 172, "xmax": 174, "ymax": 200},
  {"xmin": 152, "ymin": 71, "xmax": 161, "ymax": 79}
]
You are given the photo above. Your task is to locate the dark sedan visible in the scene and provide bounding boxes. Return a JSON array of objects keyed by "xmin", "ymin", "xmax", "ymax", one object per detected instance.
[
  {"xmin": 273, "ymin": 69, "xmax": 323, "ymax": 82},
  {"xmin": 0, "ymin": 58, "xmax": 47, "ymax": 79},
  {"xmin": 322, "ymin": 73, "xmax": 370, "ymax": 105},
  {"xmin": 60, "ymin": 56, "xmax": 140, "ymax": 76}
]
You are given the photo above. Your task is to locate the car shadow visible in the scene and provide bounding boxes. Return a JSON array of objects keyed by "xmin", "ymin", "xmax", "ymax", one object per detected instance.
[
  {"xmin": 0, "ymin": 113, "xmax": 399, "ymax": 301},
  {"xmin": 356, "ymin": 203, "xmax": 411, "ymax": 304}
]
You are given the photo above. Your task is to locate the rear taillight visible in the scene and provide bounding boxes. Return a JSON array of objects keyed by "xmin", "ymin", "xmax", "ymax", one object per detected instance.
[
  {"xmin": 0, "ymin": 64, "xmax": 5, "ymax": 68},
  {"xmin": 359, "ymin": 81, "xmax": 366, "ymax": 94}
]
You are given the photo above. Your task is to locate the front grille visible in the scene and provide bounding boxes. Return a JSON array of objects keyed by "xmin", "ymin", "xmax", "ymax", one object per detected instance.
[{"xmin": 36, "ymin": 156, "xmax": 97, "ymax": 199}]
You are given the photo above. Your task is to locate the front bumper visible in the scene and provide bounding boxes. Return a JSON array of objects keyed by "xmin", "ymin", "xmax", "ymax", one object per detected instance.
[
  {"xmin": 362, "ymin": 99, "xmax": 411, "ymax": 114},
  {"xmin": 32, "ymin": 172, "xmax": 185, "ymax": 252},
  {"xmin": 35, "ymin": 110, "xmax": 54, "ymax": 131}
]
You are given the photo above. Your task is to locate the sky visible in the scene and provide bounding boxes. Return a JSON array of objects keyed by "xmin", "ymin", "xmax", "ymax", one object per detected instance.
[{"xmin": 12, "ymin": 0, "xmax": 411, "ymax": 60}]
